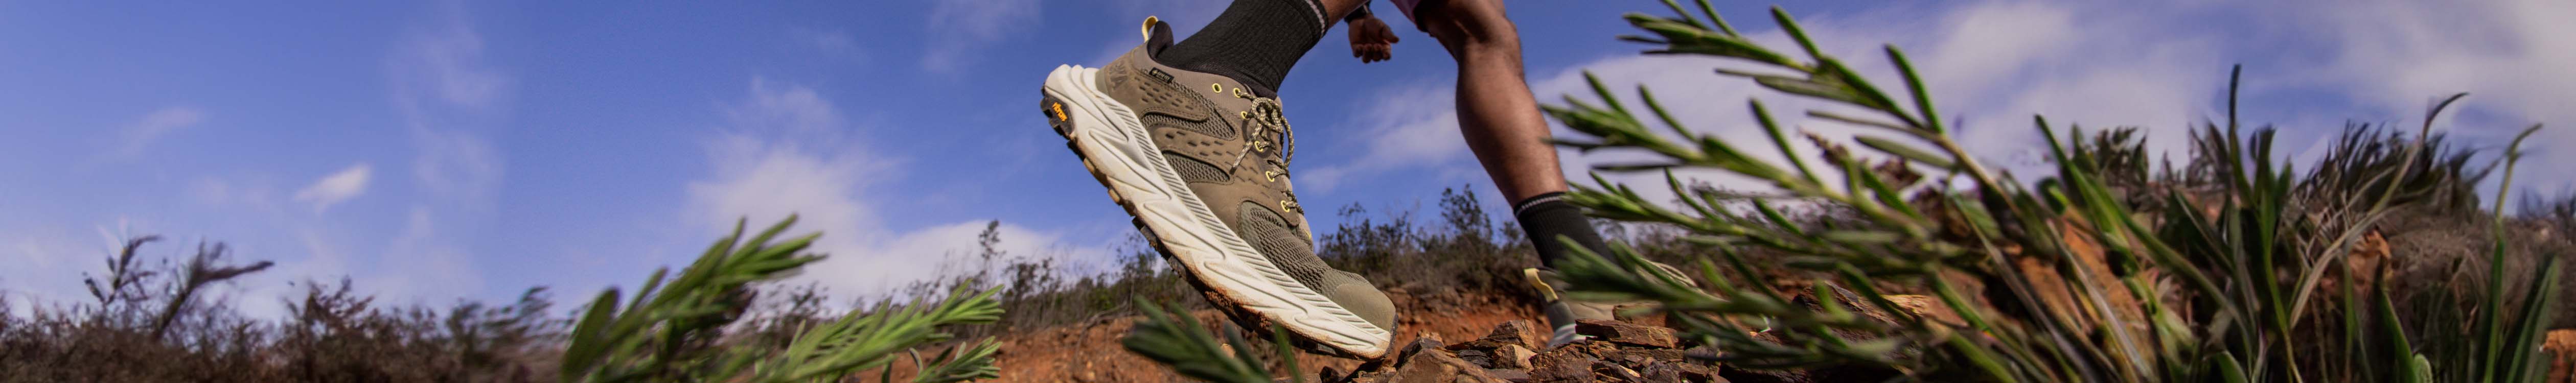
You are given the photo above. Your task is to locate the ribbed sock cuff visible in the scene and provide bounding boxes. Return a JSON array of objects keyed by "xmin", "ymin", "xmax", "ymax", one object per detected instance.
[
  {"xmin": 1514, "ymin": 192, "xmax": 1608, "ymax": 270},
  {"xmin": 1155, "ymin": 0, "xmax": 1328, "ymax": 97}
]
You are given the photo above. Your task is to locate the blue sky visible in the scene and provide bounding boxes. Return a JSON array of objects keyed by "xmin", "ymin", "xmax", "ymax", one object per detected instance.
[{"xmin": 5, "ymin": 0, "xmax": 2570, "ymax": 315}]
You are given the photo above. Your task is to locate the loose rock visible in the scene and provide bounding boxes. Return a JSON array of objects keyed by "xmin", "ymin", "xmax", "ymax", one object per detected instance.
[
  {"xmin": 1386, "ymin": 347, "xmax": 1509, "ymax": 383},
  {"xmin": 1492, "ymin": 345, "xmax": 1536, "ymax": 370},
  {"xmin": 1574, "ymin": 319, "xmax": 1677, "ymax": 349}
]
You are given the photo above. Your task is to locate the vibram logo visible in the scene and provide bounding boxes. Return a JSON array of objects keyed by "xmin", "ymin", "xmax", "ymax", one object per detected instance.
[
  {"xmin": 1050, "ymin": 102, "xmax": 1068, "ymax": 121},
  {"xmin": 1146, "ymin": 67, "xmax": 1174, "ymax": 83}
]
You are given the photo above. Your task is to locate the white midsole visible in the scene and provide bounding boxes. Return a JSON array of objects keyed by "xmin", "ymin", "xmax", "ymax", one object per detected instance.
[{"xmin": 1041, "ymin": 65, "xmax": 1389, "ymax": 356}]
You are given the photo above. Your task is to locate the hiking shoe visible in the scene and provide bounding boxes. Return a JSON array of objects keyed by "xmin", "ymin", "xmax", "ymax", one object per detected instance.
[{"xmin": 1039, "ymin": 16, "xmax": 1396, "ymax": 358}]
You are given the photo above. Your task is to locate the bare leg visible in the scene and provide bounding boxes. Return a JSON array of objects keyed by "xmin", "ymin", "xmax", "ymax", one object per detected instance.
[{"xmin": 1414, "ymin": 0, "xmax": 1563, "ymax": 203}]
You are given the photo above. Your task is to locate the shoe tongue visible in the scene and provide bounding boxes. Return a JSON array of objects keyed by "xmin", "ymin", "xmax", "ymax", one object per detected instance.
[{"xmin": 1143, "ymin": 19, "xmax": 1175, "ymax": 55}]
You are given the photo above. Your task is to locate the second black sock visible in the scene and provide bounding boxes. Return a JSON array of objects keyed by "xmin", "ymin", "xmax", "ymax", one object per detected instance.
[
  {"xmin": 1155, "ymin": 0, "xmax": 1329, "ymax": 98},
  {"xmin": 1515, "ymin": 192, "xmax": 1611, "ymax": 271}
]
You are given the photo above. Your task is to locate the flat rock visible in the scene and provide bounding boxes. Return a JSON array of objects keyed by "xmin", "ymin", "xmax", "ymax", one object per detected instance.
[
  {"xmin": 1528, "ymin": 352, "xmax": 1597, "ymax": 383},
  {"xmin": 1451, "ymin": 320, "xmax": 1548, "ymax": 351},
  {"xmin": 1637, "ymin": 363, "xmax": 1686, "ymax": 383},
  {"xmin": 1457, "ymin": 349, "xmax": 1494, "ymax": 369},
  {"xmin": 1386, "ymin": 347, "xmax": 1509, "ymax": 383},
  {"xmin": 1491, "ymin": 345, "xmax": 1537, "ymax": 370},
  {"xmin": 1600, "ymin": 349, "xmax": 1686, "ymax": 367},
  {"xmin": 1574, "ymin": 319, "xmax": 1677, "ymax": 349}
]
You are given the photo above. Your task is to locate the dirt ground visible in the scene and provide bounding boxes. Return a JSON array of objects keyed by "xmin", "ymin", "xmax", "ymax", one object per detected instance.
[{"xmin": 984, "ymin": 287, "xmax": 1538, "ymax": 382}]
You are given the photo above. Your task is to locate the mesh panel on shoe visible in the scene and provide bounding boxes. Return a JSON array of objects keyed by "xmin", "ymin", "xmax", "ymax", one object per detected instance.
[
  {"xmin": 1142, "ymin": 113, "xmax": 1235, "ymax": 141},
  {"xmin": 1130, "ymin": 73, "xmax": 1234, "ymax": 139},
  {"xmin": 1164, "ymin": 153, "xmax": 1229, "ymax": 183},
  {"xmin": 1239, "ymin": 202, "xmax": 1396, "ymax": 332},
  {"xmin": 1236, "ymin": 201, "xmax": 1328, "ymax": 289}
]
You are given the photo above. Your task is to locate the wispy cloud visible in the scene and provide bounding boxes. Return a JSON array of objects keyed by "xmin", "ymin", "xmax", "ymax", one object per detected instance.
[
  {"xmin": 686, "ymin": 78, "xmax": 1105, "ymax": 299},
  {"xmin": 2291, "ymin": 0, "xmax": 2576, "ymax": 190},
  {"xmin": 109, "ymin": 106, "xmax": 204, "ymax": 160},
  {"xmin": 292, "ymin": 163, "xmax": 373, "ymax": 213},
  {"xmin": 389, "ymin": 2, "xmax": 510, "ymax": 206},
  {"xmin": 324, "ymin": 1, "xmax": 513, "ymax": 306},
  {"xmin": 1301, "ymin": 82, "xmax": 1466, "ymax": 194},
  {"xmin": 793, "ymin": 28, "xmax": 864, "ymax": 61},
  {"xmin": 922, "ymin": 0, "xmax": 1044, "ymax": 71}
]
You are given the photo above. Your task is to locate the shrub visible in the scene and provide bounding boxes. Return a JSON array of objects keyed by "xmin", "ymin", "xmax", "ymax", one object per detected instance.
[
  {"xmin": 1531, "ymin": 2, "xmax": 2565, "ymax": 382},
  {"xmin": 557, "ymin": 216, "xmax": 1004, "ymax": 383}
]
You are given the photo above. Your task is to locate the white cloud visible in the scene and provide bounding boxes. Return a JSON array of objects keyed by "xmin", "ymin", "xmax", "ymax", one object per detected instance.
[
  {"xmin": 793, "ymin": 28, "xmax": 863, "ymax": 60},
  {"xmin": 372, "ymin": 206, "xmax": 484, "ymax": 303},
  {"xmin": 285, "ymin": 1, "xmax": 513, "ymax": 308},
  {"xmin": 292, "ymin": 163, "xmax": 373, "ymax": 213},
  {"xmin": 686, "ymin": 79, "xmax": 1105, "ymax": 300},
  {"xmin": 923, "ymin": 0, "xmax": 1044, "ymax": 71},
  {"xmin": 390, "ymin": 3, "xmax": 510, "ymax": 205},
  {"xmin": 2289, "ymin": 0, "xmax": 2576, "ymax": 190},
  {"xmin": 389, "ymin": 8, "xmax": 507, "ymax": 114},
  {"xmin": 1302, "ymin": 82, "xmax": 1467, "ymax": 193},
  {"xmin": 110, "ymin": 106, "xmax": 204, "ymax": 159},
  {"xmin": 409, "ymin": 129, "xmax": 504, "ymax": 203},
  {"xmin": 1, "ymin": 227, "xmax": 106, "ymax": 315}
]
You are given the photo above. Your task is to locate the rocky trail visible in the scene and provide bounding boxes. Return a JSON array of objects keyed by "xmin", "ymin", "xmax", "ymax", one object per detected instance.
[
  {"xmin": 972, "ymin": 283, "xmax": 1926, "ymax": 383},
  {"xmin": 983, "ymin": 286, "xmax": 1541, "ymax": 382}
]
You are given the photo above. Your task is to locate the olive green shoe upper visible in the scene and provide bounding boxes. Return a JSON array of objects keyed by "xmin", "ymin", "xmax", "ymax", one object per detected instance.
[{"xmin": 1092, "ymin": 20, "xmax": 1396, "ymax": 336}]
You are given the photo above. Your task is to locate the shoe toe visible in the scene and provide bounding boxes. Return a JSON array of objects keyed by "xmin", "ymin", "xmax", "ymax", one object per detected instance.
[{"xmin": 1320, "ymin": 271, "xmax": 1398, "ymax": 336}]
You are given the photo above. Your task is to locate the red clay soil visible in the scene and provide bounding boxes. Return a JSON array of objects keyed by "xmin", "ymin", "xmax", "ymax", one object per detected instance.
[{"xmin": 985, "ymin": 289, "xmax": 1539, "ymax": 382}]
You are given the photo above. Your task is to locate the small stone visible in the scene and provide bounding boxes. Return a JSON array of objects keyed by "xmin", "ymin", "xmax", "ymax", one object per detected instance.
[
  {"xmin": 1458, "ymin": 349, "xmax": 1496, "ymax": 369},
  {"xmin": 1452, "ymin": 320, "xmax": 1548, "ymax": 352},
  {"xmin": 1392, "ymin": 334, "xmax": 1449, "ymax": 366},
  {"xmin": 1575, "ymin": 319, "xmax": 1677, "ymax": 348},
  {"xmin": 1492, "ymin": 345, "xmax": 1537, "ymax": 370},
  {"xmin": 1638, "ymin": 363, "xmax": 1686, "ymax": 383},
  {"xmin": 1528, "ymin": 352, "xmax": 1597, "ymax": 383},
  {"xmin": 1669, "ymin": 362, "xmax": 1716, "ymax": 381},
  {"xmin": 1386, "ymin": 347, "xmax": 1509, "ymax": 383},
  {"xmin": 1601, "ymin": 349, "xmax": 1685, "ymax": 367},
  {"xmin": 1595, "ymin": 362, "xmax": 1644, "ymax": 382},
  {"xmin": 1484, "ymin": 369, "xmax": 1531, "ymax": 383},
  {"xmin": 1488, "ymin": 320, "xmax": 1548, "ymax": 350}
]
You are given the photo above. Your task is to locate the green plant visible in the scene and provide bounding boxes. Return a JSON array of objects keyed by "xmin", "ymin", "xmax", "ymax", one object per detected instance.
[
  {"xmin": 1541, "ymin": 2, "xmax": 2564, "ymax": 382},
  {"xmin": 1121, "ymin": 300, "xmax": 1303, "ymax": 383},
  {"xmin": 559, "ymin": 216, "xmax": 1005, "ymax": 383}
]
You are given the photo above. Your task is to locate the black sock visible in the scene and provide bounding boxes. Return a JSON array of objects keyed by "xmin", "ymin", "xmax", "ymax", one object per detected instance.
[
  {"xmin": 1514, "ymin": 192, "xmax": 1610, "ymax": 271},
  {"xmin": 1155, "ymin": 0, "xmax": 1328, "ymax": 98}
]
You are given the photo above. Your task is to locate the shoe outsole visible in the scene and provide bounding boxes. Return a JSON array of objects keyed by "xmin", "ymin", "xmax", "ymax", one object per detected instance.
[{"xmin": 1040, "ymin": 65, "xmax": 1391, "ymax": 359}]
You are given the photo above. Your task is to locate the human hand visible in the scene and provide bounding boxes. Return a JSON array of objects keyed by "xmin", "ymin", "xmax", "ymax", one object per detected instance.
[{"xmin": 1348, "ymin": 15, "xmax": 1398, "ymax": 63}]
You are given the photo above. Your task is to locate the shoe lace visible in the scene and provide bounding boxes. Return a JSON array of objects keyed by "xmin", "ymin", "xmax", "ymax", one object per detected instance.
[
  {"xmin": 1226, "ymin": 87, "xmax": 1295, "ymax": 182},
  {"xmin": 1225, "ymin": 88, "xmax": 1305, "ymax": 215}
]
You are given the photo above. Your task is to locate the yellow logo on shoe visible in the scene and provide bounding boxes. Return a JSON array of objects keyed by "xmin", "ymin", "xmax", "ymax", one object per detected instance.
[{"xmin": 1050, "ymin": 102, "xmax": 1068, "ymax": 121}]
